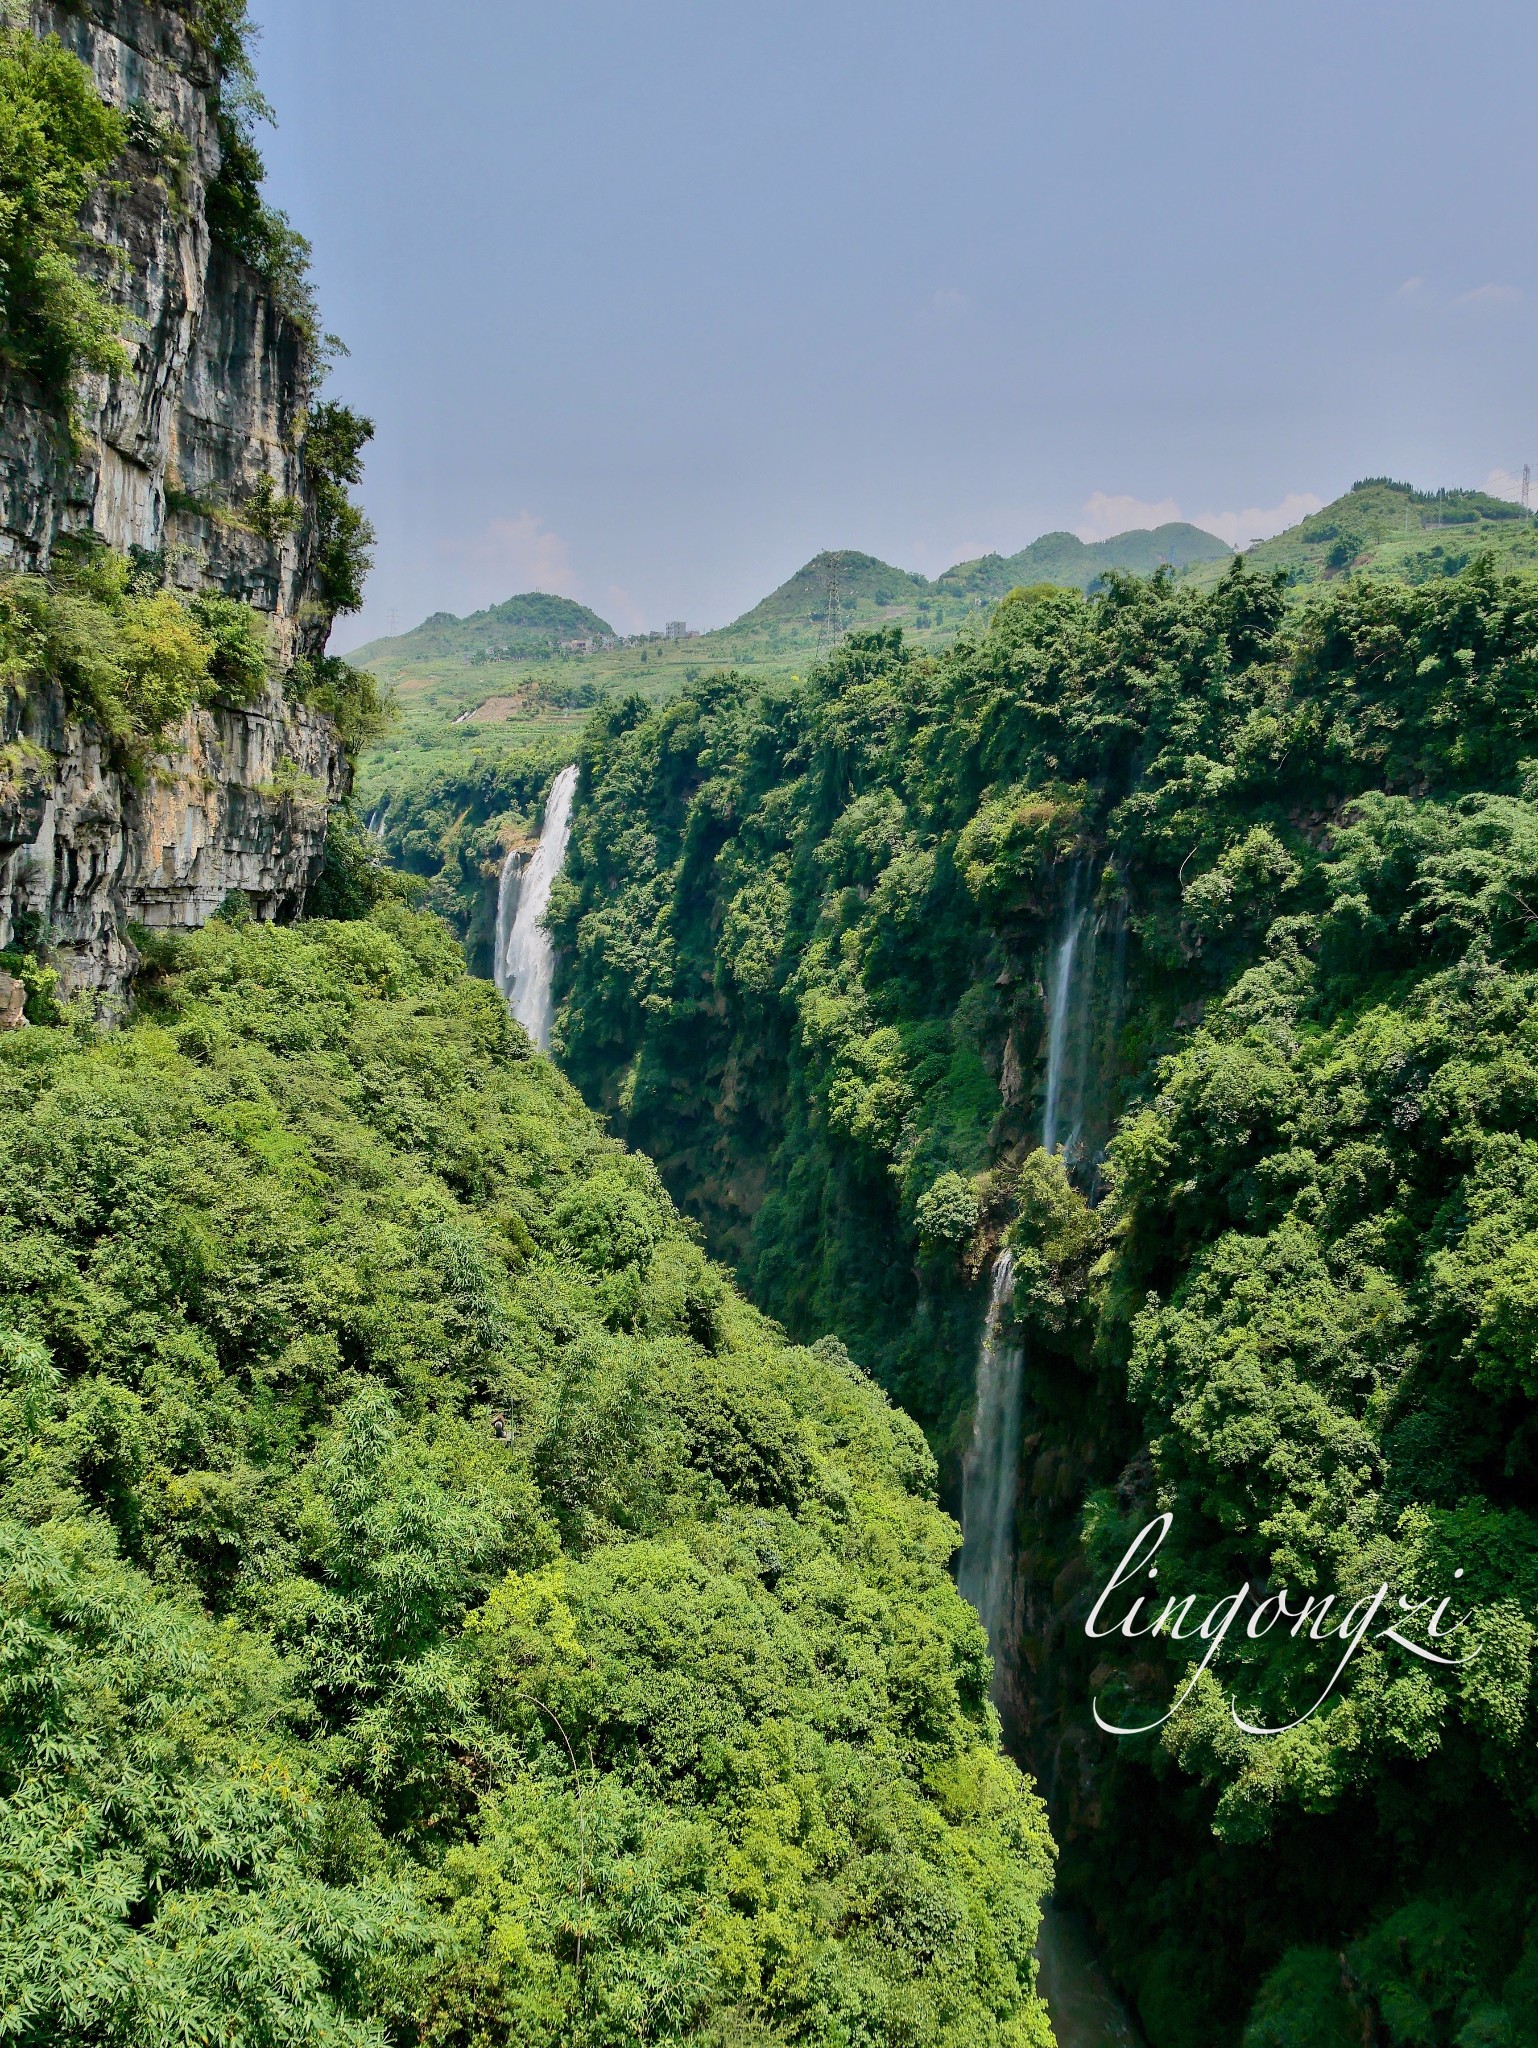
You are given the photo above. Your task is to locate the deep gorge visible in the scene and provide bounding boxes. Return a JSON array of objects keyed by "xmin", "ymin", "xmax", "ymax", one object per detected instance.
[
  {"xmin": 1, "ymin": 3, "xmax": 1534, "ymax": 2041},
  {"xmin": 547, "ymin": 580, "xmax": 1538, "ymax": 2045}
]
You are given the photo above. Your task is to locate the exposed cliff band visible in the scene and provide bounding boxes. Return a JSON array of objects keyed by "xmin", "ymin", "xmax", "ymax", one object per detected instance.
[{"xmin": 0, "ymin": 0, "xmax": 370, "ymax": 997}]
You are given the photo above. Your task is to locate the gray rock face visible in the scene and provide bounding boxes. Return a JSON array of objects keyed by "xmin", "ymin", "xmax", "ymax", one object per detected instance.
[
  {"xmin": 0, "ymin": 0, "xmax": 354, "ymax": 997},
  {"xmin": 0, "ymin": 675, "xmax": 346, "ymax": 998}
]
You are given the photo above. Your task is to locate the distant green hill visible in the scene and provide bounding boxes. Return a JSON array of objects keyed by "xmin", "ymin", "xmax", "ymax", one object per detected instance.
[
  {"xmin": 937, "ymin": 521, "xmax": 1231, "ymax": 600},
  {"xmin": 701, "ymin": 549, "xmax": 968, "ymax": 660},
  {"xmin": 353, "ymin": 485, "xmax": 1538, "ymax": 827},
  {"xmin": 703, "ymin": 525, "xmax": 1233, "ymax": 654},
  {"xmin": 352, "ymin": 591, "xmax": 615, "ymax": 671},
  {"xmin": 352, "ymin": 524, "xmax": 1234, "ymax": 796},
  {"xmin": 1181, "ymin": 478, "xmax": 1538, "ymax": 591}
]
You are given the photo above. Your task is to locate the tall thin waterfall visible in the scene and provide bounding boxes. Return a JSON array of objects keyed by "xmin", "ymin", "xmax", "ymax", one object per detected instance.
[
  {"xmin": 956, "ymin": 1249, "xmax": 1025, "ymax": 1672},
  {"xmin": 958, "ymin": 865, "xmax": 1097, "ymax": 1680},
  {"xmin": 496, "ymin": 763, "xmax": 579, "ymax": 1051},
  {"xmin": 961, "ymin": 859, "xmax": 1143, "ymax": 2045},
  {"xmin": 491, "ymin": 845, "xmax": 525, "ymax": 1005},
  {"xmin": 1042, "ymin": 858, "xmax": 1096, "ymax": 1163}
]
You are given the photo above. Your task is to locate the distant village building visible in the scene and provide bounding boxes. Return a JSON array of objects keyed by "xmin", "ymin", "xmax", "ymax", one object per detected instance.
[
  {"xmin": 558, "ymin": 633, "xmax": 624, "ymax": 655},
  {"xmin": 664, "ymin": 620, "xmax": 688, "ymax": 640}
]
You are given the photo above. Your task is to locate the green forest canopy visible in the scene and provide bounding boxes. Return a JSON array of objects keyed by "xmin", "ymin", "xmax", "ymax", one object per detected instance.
[
  {"xmin": 549, "ymin": 558, "xmax": 1538, "ymax": 2047},
  {"xmin": 0, "ymin": 904, "xmax": 1053, "ymax": 2046}
]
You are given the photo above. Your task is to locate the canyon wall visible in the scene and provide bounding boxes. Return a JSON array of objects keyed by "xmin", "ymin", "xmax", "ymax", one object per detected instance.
[{"xmin": 0, "ymin": 0, "xmax": 348, "ymax": 996}]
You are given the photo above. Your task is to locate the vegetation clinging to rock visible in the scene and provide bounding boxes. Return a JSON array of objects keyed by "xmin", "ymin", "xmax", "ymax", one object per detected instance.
[{"xmin": 0, "ymin": 23, "xmax": 128, "ymax": 415}]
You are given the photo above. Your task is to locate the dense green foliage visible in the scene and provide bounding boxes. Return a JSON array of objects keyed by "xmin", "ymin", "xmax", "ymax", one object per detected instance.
[
  {"xmin": 291, "ymin": 648, "xmax": 392, "ymax": 762},
  {"xmin": 0, "ymin": 24, "xmax": 127, "ymax": 413},
  {"xmin": 304, "ymin": 401, "xmax": 377, "ymax": 618},
  {"xmin": 0, "ymin": 907, "xmax": 1053, "ymax": 2045},
  {"xmin": 552, "ymin": 562, "xmax": 1538, "ymax": 2044},
  {"xmin": 0, "ymin": 541, "xmax": 388, "ymax": 773},
  {"xmin": 0, "ymin": 546, "xmax": 271, "ymax": 760},
  {"xmin": 347, "ymin": 535, "xmax": 1239, "ymax": 838}
]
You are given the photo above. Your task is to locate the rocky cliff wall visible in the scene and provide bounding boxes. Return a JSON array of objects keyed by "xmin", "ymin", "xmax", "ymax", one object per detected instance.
[
  {"xmin": 0, "ymin": 675, "xmax": 346, "ymax": 995},
  {"xmin": 0, "ymin": 0, "xmax": 350, "ymax": 998}
]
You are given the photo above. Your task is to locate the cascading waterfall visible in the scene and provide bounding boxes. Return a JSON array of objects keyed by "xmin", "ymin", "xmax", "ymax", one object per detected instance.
[
  {"xmin": 958, "ymin": 869, "xmax": 1093, "ymax": 1677},
  {"xmin": 1042, "ymin": 857, "xmax": 1097, "ymax": 1165},
  {"xmin": 956, "ymin": 1249, "xmax": 1024, "ymax": 1675},
  {"xmin": 959, "ymin": 859, "xmax": 1144, "ymax": 2045},
  {"xmin": 491, "ymin": 844, "xmax": 526, "ymax": 1006},
  {"xmin": 496, "ymin": 763, "xmax": 579, "ymax": 1051}
]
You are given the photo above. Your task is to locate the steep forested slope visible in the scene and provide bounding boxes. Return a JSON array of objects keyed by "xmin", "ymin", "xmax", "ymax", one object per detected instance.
[
  {"xmin": 552, "ymin": 562, "xmax": 1538, "ymax": 2047},
  {"xmin": 0, "ymin": 903, "xmax": 1053, "ymax": 2045}
]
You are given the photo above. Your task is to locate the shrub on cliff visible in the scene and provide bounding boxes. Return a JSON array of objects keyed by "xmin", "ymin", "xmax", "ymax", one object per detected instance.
[
  {"xmin": 0, "ymin": 549, "xmax": 276, "ymax": 761},
  {"xmin": 0, "ymin": 24, "xmax": 127, "ymax": 416},
  {"xmin": 0, "ymin": 907, "xmax": 1054, "ymax": 2045},
  {"xmin": 304, "ymin": 401, "xmax": 377, "ymax": 618}
]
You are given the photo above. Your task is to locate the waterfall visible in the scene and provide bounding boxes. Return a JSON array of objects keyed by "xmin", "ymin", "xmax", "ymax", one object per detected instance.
[
  {"xmin": 958, "ymin": 857, "xmax": 1143, "ymax": 2045},
  {"xmin": 1042, "ymin": 858, "xmax": 1096, "ymax": 1164},
  {"xmin": 491, "ymin": 845, "xmax": 526, "ymax": 1005},
  {"xmin": 959, "ymin": 868, "xmax": 1097, "ymax": 1668},
  {"xmin": 956, "ymin": 1249, "xmax": 1024, "ymax": 1681},
  {"xmin": 497, "ymin": 763, "xmax": 579, "ymax": 1051}
]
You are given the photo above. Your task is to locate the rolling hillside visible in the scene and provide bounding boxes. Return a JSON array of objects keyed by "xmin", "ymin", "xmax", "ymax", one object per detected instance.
[
  {"xmin": 352, "ymin": 480, "xmax": 1538, "ymax": 852},
  {"xmin": 352, "ymin": 520, "xmax": 1236, "ymax": 770},
  {"xmin": 936, "ymin": 520, "xmax": 1231, "ymax": 600},
  {"xmin": 1182, "ymin": 476, "xmax": 1538, "ymax": 590}
]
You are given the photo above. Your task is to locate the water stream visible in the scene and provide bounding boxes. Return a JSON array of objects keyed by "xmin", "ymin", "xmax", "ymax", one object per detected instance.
[
  {"xmin": 956, "ymin": 1248, "xmax": 1023, "ymax": 1676},
  {"xmin": 491, "ymin": 845, "xmax": 525, "ymax": 1005},
  {"xmin": 494, "ymin": 763, "xmax": 579, "ymax": 1052},
  {"xmin": 957, "ymin": 861, "xmax": 1143, "ymax": 2048},
  {"xmin": 1041, "ymin": 858, "xmax": 1097, "ymax": 1166}
]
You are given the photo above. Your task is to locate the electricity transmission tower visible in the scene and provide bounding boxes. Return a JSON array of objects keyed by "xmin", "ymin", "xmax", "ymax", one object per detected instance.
[
  {"xmin": 814, "ymin": 552, "xmax": 845, "ymax": 656},
  {"xmin": 1523, "ymin": 464, "xmax": 1531, "ymax": 512}
]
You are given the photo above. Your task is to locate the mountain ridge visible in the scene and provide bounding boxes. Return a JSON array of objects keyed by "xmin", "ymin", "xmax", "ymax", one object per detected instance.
[
  {"xmin": 351, "ymin": 519, "xmax": 1234, "ymax": 673},
  {"xmin": 356, "ymin": 478, "xmax": 1538, "ymax": 684}
]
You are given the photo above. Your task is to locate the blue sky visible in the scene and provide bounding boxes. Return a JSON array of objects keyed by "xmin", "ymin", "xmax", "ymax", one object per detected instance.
[{"xmin": 248, "ymin": 0, "xmax": 1538, "ymax": 649}]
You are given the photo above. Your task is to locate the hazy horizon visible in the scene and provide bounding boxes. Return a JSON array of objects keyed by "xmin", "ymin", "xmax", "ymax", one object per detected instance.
[
  {"xmin": 348, "ymin": 513, "xmax": 1249, "ymax": 645},
  {"xmin": 247, "ymin": 0, "xmax": 1538, "ymax": 653}
]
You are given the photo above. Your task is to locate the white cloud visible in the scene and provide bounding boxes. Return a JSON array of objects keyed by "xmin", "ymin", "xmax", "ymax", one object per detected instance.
[
  {"xmin": 1076, "ymin": 488, "xmax": 1323, "ymax": 550},
  {"xmin": 1189, "ymin": 492, "xmax": 1324, "ymax": 548},
  {"xmin": 1075, "ymin": 491, "xmax": 1182, "ymax": 542},
  {"xmin": 1394, "ymin": 277, "xmax": 1522, "ymax": 314},
  {"xmin": 925, "ymin": 286, "xmax": 970, "ymax": 318},
  {"xmin": 437, "ymin": 511, "xmax": 579, "ymax": 602},
  {"xmin": 601, "ymin": 583, "xmax": 648, "ymax": 634},
  {"xmin": 1453, "ymin": 282, "xmax": 1522, "ymax": 310}
]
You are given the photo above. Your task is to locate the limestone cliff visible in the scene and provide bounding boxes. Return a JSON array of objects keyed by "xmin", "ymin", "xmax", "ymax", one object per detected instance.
[{"xmin": 0, "ymin": 0, "xmax": 351, "ymax": 998}]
